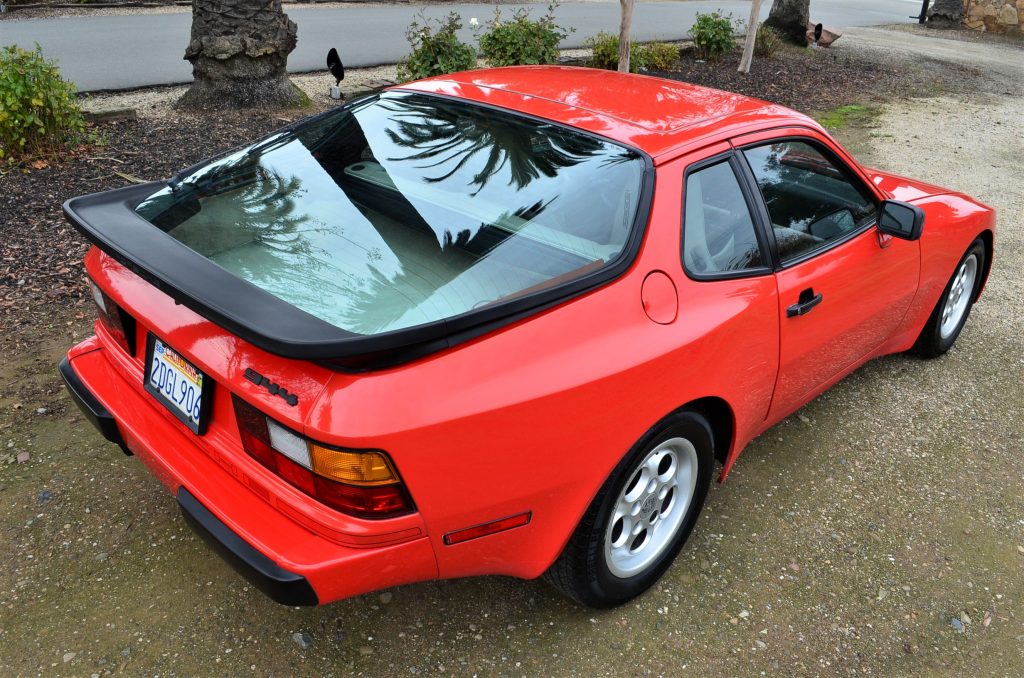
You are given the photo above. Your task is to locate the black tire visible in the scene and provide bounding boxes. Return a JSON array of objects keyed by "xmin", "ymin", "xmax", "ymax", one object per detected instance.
[
  {"xmin": 544, "ymin": 410, "xmax": 714, "ymax": 608},
  {"xmin": 913, "ymin": 239, "xmax": 986, "ymax": 359}
]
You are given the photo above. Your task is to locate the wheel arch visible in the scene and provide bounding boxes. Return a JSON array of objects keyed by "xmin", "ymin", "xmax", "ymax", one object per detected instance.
[
  {"xmin": 680, "ymin": 396, "xmax": 735, "ymax": 469},
  {"xmin": 973, "ymin": 229, "xmax": 994, "ymax": 303}
]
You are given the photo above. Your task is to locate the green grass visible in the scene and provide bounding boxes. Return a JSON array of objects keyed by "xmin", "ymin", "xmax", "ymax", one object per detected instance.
[{"xmin": 813, "ymin": 104, "xmax": 880, "ymax": 130}]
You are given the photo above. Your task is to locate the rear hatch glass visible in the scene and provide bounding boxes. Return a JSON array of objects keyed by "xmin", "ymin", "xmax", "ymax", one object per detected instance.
[{"xmin": 133, "ymin": 92, "xmax": 645, "ymax": 336}]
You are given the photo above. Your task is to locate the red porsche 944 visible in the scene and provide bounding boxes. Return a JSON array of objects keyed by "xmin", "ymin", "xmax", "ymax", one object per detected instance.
[{"xmin": 60, "ymin": 67, "xmax": 994, "ymax": 608}]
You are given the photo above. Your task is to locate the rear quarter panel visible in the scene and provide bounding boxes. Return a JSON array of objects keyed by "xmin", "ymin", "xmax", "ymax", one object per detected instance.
[{"xmin": 307, "ymin": 151, "xmax": 780, "ymax": 581}]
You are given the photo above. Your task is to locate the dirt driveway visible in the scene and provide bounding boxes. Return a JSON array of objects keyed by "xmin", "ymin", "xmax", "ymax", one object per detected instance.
[{"xmin": 1, "ymin": 26, "xmax": 1022, "ymax": 677}]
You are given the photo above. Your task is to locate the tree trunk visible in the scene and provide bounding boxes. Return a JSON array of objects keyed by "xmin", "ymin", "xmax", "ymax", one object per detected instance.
[
  {"xmin": 617, "ymin": 0, "xmax": 634, "ymax": 73},
  {"xmin": 737, "ymin": 0, "xmax": 764, "ymax": 73},
  {"xmin": 178, "ymin": 0, "xmax": 302, "ymax": 110},
  {"xmin": 763, "ymin": 0, "xmax": 809, "ymax": 46}
]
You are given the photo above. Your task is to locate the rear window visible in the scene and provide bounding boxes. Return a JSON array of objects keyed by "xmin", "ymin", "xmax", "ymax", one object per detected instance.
[{"xmin": 134, "ymin": 92, "xmax": 645, "ymax": 336}]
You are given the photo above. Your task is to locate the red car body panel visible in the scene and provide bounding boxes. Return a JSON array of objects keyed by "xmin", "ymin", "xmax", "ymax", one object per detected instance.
[{"xmin": 61, "ymin": 67, "xmax": 996, "ymax": 604}]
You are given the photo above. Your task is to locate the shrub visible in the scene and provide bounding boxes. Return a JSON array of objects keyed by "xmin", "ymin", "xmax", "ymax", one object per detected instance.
[
  {"xmin": 585, "ymin": 33, "xmax": 679, "ymax": 73},
  {"xmin": 754, "ymin": 24, "xmax": 783, "ymax": 58},
  {"xmin": 396, "ymin": 12, "xmax": 477, "ymax": 82},
  {"xmin": 690, "ymin": 11, "xmax": 736, "ymax": 61},
  {"xmin": 640, "ymin": 42, "xmax": 680, "ymax": 71},
  {"xmin": 0, "ymin": 44, "xmax": 85, "ymax": 162},
  {"xmin": 477, "ymin": 5, "xmax": 570, "ymax": 67},
  {"xmin": 585, "ymin": 31, "xmax": 625, "ymax": 70}
]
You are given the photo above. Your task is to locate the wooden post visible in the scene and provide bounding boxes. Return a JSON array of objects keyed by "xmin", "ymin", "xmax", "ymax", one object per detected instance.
[
  {"xmin": 618, "ymin": 0, "xmax": 635, "ymax": 73},
  {"xmin": 737, "ymin": 0, "xmax": 763, "ymax": 74}
]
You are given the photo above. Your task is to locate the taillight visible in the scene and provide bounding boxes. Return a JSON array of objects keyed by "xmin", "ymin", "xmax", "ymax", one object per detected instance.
[
  {"xmin": 232, "ymin": 395, "xmax": 413, "ymax": 519},
  {"xmin": 90, "ymin": 280, "xmax": 136, "ymax": 355}
]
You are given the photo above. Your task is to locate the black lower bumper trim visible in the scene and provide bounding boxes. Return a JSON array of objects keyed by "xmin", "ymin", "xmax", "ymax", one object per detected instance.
[
  {"xmin": 177, "ymin": 487, "xmax": 319, "ymax": 606},
  {"xmin": 58, "ymin": 356, "xmax": 132, "ymax": 455}
]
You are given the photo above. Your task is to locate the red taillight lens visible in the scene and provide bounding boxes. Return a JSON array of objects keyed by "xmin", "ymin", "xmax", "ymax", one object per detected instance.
[
  {"xmin": 232, "ymin": 395, "xmax": 413, "ymax": 519},
  {"xmin": 313, "ymin": 476, "xmax": 411, "ymax": 516},
  {"xmin": 90, "ymin": 280, "xmax": 136, "ymax": 355}
]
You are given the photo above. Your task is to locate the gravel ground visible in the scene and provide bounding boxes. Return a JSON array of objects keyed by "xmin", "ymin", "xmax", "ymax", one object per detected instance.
[{"xmin": 1, "ymin": 26, "xmax": 1022, "ymax": 677}]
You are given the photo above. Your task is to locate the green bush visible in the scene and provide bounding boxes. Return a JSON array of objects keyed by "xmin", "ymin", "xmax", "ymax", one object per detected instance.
[
  {"xmin": 585, "ymin": 33, "xmax": 678, "ymax": 73},
  {"xmin": 754, "ymin": 24, "xmax": 783, "ymax": 58},
  {"xmin": 640, "ymin": 42, "xmax": 680, "ymax": 71},
  {"xmin": 396, "ymin": 12, "xmax": 477, "ymax": 82},
  {"xmin": 0, "ymin": 44, "xmax": 85, "ymax": 162},
  {"xmin": 477, "ymin": 5, "xmax": 570, "ymax": 67},
  {"xmin": 690, "ymin": 11, "xmax": 736, "ymax": 61},
  {"xmin": 585, "ymin": 32, "xmax": 625, "ymax": 70}
]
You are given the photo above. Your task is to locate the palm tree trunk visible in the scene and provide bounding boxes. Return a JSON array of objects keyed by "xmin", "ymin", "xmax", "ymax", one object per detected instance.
[
  {"xmin": 617, "ymin": 0, "xmax": 634, "ymax": 73},
  {"xmin": 178, "ymin": 0, "xmax": 303, "ymax": 110},
  {"xmin": 763, "ymin": 0, "xmax": 809, "ymax": 46}
]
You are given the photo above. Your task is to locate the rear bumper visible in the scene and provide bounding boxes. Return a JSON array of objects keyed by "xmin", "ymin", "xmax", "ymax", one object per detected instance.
[
  {"xmin": 177, "ymin": 486, "xmax": 318, "ymax": 606},
  {"xmin": 59, "ymin": 356, "xmax": 130, "ymax": 455},
  {"xmin": 59, "ymin": 344, "xmax": 439, "ymax": 605}
]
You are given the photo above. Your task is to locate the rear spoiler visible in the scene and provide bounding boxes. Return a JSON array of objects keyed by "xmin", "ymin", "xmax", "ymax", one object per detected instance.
[{"xmin": 64, "ymin": 179, "xmax": 651, "ymax": 370}]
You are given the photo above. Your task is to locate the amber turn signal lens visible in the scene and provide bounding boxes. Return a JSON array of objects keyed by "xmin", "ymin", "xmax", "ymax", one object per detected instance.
[{"xmin": 309, "ymin": 445, "xmax": 399, "ymax": 486}]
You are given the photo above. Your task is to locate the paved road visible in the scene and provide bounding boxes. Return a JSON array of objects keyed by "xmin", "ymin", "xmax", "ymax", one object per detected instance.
[{"xmin": 1, "ymin": 0, "xmax": 921, "ymax": 92}]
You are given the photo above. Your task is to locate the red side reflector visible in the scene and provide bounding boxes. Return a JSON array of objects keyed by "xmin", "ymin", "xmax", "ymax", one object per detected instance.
[{"xmin": 443, "ymin": 512, "xmax": 532, "ymax": 546}]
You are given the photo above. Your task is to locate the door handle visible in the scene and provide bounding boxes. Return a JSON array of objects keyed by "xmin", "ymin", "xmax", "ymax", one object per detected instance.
[{"xmin": 787, "ymin": 288, "xmax": 823, "ymax": 317}]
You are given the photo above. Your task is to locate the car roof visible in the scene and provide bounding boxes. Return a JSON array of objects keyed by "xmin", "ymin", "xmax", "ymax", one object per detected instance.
[{"xmin": 396, "ymin": 66, "xmax": 815, "ymax": 161}]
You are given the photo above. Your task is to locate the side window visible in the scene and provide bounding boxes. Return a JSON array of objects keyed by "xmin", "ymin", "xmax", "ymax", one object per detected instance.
[
  {"xmin": 683, "ymin": 160, "xmax": 765, "ymax": 276},
  {"xmin": 742, "ymin": 140, "xmax": 877, "ymax": 263}
]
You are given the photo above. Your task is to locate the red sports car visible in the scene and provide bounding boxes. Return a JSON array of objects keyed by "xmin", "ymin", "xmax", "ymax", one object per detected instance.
[{"xmin": 60, "ymin": 67, "xmax": 994, "ymax": 608}]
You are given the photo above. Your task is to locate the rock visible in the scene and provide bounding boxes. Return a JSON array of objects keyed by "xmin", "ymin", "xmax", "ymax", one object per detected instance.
[
  {"xmin": 37, "ymin": 490, "xmax": 52, "ymax": 504},
  {"xmin": 83, "ymin": 108, "xmax": 138, "ymax": 124},
  {"xmin": 96, "ymin": 552, "xmax": 109, "ymax": 562},
  {"xmin": 292, "ymin": 631, "xmax": 313, "ymax": 649},
  {"xmin": 121, "ymin": 648, "xmax": 131, "ymax": 657},
  {"xmin": 928, "ymin": 0, "xmax": 966, "ymax": 25},
  {"xmin": 798, "ymin": 414, "xmax": 810, "ymax": 424},
  {"xmin": 16, "ymin": 452, "xmax": 29, "ymax": 464},
  {"xmin": 379, "ymin": 591, "xmax": 392, "ymax": 604},
  {"xmin": 962, "ymin": 612, "xmax": 972, "ymax": 624},
  {"xmin": 36, "ymin": 407, "xmax": 48, "ymax": 415},
  {"xmin": 950, "ymin": 618, "xmax": 964, "ymax": 633},
  {"xmin": 997, "ymin": 4, "xmax": 1019, "ymax": 24},
  {"xmin": 739, "ymin": 610, "xmax": 750, "ymax": 619},
  {"xmin": 62, "ymin": 652, "xmax": 76, "ymax": 663},
  {"xmin": 877, "ymin": 588, "xmax": 889, "ymax": 601},
  {"xmin": 755, "ymin": 639, "xmax": 767, "ymax": 649},
  {"xmin": 1017, "ymin": 545, "xmax": 1024, "ymax": 554}
]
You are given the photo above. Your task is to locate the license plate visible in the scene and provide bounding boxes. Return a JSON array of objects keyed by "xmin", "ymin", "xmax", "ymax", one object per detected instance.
[{"xmin": 144, "ymin": 335, "xmax": 211, "ymax": 434}]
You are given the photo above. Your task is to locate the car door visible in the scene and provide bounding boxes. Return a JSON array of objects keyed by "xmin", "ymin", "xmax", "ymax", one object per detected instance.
[{"xmin": 733, "ymin": 130, "xmax": 920, "ymax": 421}]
